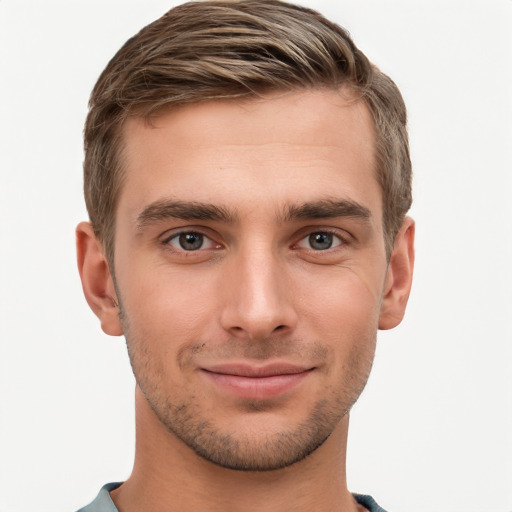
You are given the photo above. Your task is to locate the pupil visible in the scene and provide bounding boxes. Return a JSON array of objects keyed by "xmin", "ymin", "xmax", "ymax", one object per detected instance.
[
  {"xmin": 179, "ymin": 233, "xmax": 203, "ymax": 250},
  {"xmin": 309, "ymin": 232, "xmax": 332, "ymax": 250}
]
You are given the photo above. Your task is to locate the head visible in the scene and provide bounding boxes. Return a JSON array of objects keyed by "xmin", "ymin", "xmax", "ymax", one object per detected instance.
[
  {"xmin": 83, "ymin": 0, "xmax": 411, "ymax": 267},
  {"xmin": 77, "ymin": 0, "xmax": 414, "ymax": 473}
]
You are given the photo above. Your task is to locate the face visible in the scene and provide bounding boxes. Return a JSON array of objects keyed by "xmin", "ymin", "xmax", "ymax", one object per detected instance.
[{"xmin": 111, "ymin": 90, "xmax": 391, "ymax": 470}]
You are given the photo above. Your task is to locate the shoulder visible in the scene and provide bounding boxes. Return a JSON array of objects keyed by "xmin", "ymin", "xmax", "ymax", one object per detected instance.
[
  {"xmin": 75, "ymin": 483, "xmax": 122, "ymax": 512},
  {"xmin": 353, "ymin": 493, "xmax": 390, "ymax": 512}
]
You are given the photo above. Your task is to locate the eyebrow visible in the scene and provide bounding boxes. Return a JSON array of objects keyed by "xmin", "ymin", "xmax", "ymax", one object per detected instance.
[
  {"xmin": 136, "ymin": 200, "xmax": 238, "ymax": 229},
  {"xmin": 283, "ymin": 198, "xmax": 372, "ymax": 222},
  {"xmin": 135, "ymin": 197, "xmax": 372, "ymax": 230}
]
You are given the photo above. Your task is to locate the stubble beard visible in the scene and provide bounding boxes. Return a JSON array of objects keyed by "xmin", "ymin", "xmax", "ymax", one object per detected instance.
[
  {"xmin": 142, "ymin": 389, "xmax": 349, "ymax": 471},
  {"xmin": 119, "ymin": 304, "xmax": 376, "ymax": 472},
  {"xmin": 136, "ymin": 374, "xmax": 370, "ymax": 472}
]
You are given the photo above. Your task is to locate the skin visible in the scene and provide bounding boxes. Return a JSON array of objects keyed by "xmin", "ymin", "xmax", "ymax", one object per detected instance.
[{"xmin": 77, "ymin": 89, "xmax": 414, "ymax": 512}]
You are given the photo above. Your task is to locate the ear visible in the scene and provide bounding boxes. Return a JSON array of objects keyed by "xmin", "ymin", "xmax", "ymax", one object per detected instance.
[
  {"xmin": 379, "ymin": 217, "xmax": 415, "ymax": 330},
  {"xmin": 76, "ymin": 222, "xmax": 124, "ymax": 336}
]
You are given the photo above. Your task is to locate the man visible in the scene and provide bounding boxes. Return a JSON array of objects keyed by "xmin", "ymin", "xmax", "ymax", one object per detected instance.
[{"xmin": 76, "ymin": 1, "xmax": 414, "ymax": 511}]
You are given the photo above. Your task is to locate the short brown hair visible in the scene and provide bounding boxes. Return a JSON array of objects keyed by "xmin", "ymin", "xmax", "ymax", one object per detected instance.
[{"xmin": 84, "ymin": 0, "xmax": 412, "ymax": 264}]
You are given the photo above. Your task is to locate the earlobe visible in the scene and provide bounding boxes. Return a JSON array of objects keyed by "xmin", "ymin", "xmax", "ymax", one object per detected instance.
[
  {"xmin": 76, "ymin": 222, "xmax": 124, "ymax": 336},
  {"xmin": 378, "ymin": 217, "xmax": 415, "ymax": 330}
]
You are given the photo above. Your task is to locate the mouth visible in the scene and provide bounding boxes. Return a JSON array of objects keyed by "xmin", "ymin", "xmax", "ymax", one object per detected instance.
[{"xmin": 200, "ymin": 363, "xmax": 315, "ymax": 400}]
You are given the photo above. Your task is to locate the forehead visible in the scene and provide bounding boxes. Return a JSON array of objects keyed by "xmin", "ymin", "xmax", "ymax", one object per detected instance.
[{"xmin": 118, "ymin": 89, "xmax": 380, "ymax": 222}]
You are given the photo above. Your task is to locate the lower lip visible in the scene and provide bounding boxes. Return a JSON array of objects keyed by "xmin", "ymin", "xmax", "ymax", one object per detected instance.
[{"xmin": 202, "ymin": 370, "xmax": 312, "ymax": 400}]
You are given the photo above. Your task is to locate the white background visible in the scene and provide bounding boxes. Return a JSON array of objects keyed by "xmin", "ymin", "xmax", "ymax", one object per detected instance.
[{"xmin": 1, "ymin": 1, "xmax": 511, "ymax": 511}]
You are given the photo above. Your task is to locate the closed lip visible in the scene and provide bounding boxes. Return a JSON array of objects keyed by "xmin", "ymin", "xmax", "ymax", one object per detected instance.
[
  {"xmin": 200, "ymin": 362, "xmax": 315, "ymax": 400},
  {"xmin": 201, "ymin": 362, "xmax": 314, "ymax": 378}
]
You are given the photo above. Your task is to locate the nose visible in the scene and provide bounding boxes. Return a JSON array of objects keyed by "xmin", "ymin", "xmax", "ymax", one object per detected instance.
[{"xmin": 219, "ymin": 246, "xmax": 298, "ymax": 341}]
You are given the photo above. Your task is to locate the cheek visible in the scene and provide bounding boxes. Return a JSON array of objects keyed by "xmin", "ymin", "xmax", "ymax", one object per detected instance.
[
  {"xmin": 317, "ymin": 281, "xmax": 379, "ymax": 383},
  {"xmin": 296, "ymin": 266, "xmax": 381, "ymax": 369},
  {"xmin": 297, "ymin": 264, "xmax": 384, "ymax": 331},
  {"xmin": 118, "ymin": 267, "xmax": 219, "ymax": 364},
  {"xmin": 124, "ymin": 261, "xmax": 218, "ymax": 318}
]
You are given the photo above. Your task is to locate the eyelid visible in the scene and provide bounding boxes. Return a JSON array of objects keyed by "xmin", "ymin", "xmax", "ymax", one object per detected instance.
[
  {"xmin": 293, "ymin": 227, "xmax": 351, "ymax": 250},
  {"xmin": 160, "ymin": 228, "xmax": 222, "ymax": 251}
]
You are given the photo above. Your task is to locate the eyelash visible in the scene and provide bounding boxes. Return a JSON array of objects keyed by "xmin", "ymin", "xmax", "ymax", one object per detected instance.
[
  {"xmin": 162, "ymin": 231, "xmax": 220, "ymax": 252},
  {"xmin": 160, "ymin": 228, "xmax": 349, "ymax": 254},
  {"xmin": 294, "ymin": 230, "xmax": 347, "ymax": 252}
]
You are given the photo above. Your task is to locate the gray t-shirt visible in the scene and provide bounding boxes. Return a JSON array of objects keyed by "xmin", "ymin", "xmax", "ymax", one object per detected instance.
[{"xmin": 77, "ymin": 482, "xmax": 389, "ymax": 512}]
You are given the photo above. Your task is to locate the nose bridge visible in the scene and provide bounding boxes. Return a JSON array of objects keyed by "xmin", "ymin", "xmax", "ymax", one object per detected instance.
[{"xmin": 220, "ymin": 239, "xmax": 297, "ymax": 339}]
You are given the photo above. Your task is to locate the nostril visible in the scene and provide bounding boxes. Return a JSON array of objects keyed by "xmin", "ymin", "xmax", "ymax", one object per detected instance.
[{"xmin": 274, "ymin": 325, "xmax": 286, "ymax": 331}]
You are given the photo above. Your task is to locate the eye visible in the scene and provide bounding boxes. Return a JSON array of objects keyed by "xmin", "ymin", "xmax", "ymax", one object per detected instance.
[
  {"xmin": 165, "ymin": 231, "xmax": 218, "ymax": 251},
  {"xmin": 297, "ymin": 231, "xmax": 343, "ymax": 251}
]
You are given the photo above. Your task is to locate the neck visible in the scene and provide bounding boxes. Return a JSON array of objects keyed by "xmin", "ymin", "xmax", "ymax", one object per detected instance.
[{"xmin": 111, "ymin": 387, "xmax": 360, "ymax": 512}]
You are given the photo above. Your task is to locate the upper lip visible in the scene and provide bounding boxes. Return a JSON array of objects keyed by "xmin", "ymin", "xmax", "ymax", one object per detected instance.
[{"xmin": 202, "ymin": 363, "xmax": 313, "ymax": 378}]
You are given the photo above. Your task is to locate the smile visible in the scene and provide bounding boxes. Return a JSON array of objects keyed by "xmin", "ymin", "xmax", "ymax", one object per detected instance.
[{"xmin": 200, "ymin": 363, "xmax": 315, "ymax": 400}]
